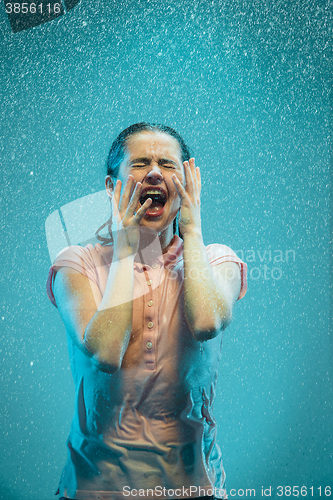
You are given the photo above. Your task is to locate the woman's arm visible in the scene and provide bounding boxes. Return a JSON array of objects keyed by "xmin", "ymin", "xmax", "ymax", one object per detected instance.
[
  {"xmin": 183, "ymin": 229, "xmax": 241, "ymax": 341},
  {"xmin": 53, "ymin": 252, "xmax": 135, "ymax": 373},
  {"xmin": 53, "ymin": 176, "xmax": 152, "ymax": 374},
  {"xmin": 173, "ymin": 159, "xmax": 241, "ymax": 341}
]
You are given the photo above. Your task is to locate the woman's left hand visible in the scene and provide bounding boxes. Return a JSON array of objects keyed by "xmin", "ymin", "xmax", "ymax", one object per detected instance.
[{"xmin": 172, "ymin": 158, "xmax": 202, "ymax": 236}]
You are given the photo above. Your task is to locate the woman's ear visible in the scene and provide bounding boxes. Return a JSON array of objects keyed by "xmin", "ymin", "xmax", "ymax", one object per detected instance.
[{"xmin": 105, "ymin": 176, "xmax": 114, "ymax": 199}]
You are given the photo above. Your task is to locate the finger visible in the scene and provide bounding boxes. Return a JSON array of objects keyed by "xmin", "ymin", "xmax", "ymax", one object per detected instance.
[
  {"xmin": 126, "ymin": 181, "xmax": 143, "ymax": 215},
  {"xmin": 112, "ymin": 179, "xmax": 122, "ymax": 218},
  {"xmin": 119, "ymin": 175, "xmax": 135, "ymax": 215},
  {"xmin": 172, "ymin": 174, "xmax": 186, "ymax": 199},
  {"xmin": 128, "ymin": 177, "xmax": 137, "ymax": 200},
  {"xmin": 189, "ymin": 158, "xmax": 199, "ymax": 197},
  {"xmin": 184, "ymin": 160, "xmax": 195, "ymax": 195},
  {"xmin": 134, "ymin": 197, "xmax": 153, "ymax": 223},
  {"xmin": 196, "ymin": 166, "xmax": 201, "ymax": 200}
]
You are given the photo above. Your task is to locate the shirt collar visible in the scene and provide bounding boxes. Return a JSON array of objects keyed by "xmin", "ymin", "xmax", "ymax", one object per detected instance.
[
  {"xmin": 131, "ymin": 234, "xmax": 183, "ymax": 270},
  {"xmin": 161, "ymin": 234, "xmax": 183, "ymax": 267}
]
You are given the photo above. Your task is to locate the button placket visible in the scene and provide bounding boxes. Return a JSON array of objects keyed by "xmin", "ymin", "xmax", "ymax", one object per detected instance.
[{"xmin": 142, "ymin": 265, "xmax": 157, "ymax": 370}]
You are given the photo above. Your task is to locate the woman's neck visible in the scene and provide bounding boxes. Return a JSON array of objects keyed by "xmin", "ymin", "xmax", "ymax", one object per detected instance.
[{"xmin": 137, "ymin": 224, "xmax": 176, "ymax": 264}]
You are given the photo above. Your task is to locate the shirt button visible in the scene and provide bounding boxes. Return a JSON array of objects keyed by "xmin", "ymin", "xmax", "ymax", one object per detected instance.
[
  {"xmin": 147, "ymin": 321, "xmax": 153, "ymax": 329},
  {"xmin": 147, "ymin": 280, "xmax": 152, "ymax": 286},
  {"xmin": 152, "ymin": 263, "xmax": 158, "ymax": 269},
  {"xmin": 146, "ymin": 341, "xmax": 153, "ymax": 349},
  {"xmin": 148, "ymin": 300, "xmax": 154, "ymax": 307}
]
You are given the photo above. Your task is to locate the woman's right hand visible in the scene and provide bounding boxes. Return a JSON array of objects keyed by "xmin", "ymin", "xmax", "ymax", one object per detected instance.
[{"xmin": 111, "ymin": 176, "xmax": 152, "ymax": 258}]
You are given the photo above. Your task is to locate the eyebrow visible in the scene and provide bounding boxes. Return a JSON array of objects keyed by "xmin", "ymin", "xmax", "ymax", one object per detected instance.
[{"xmin": 130, "ymin": 157, "xmax": 178, "ymax": 167}]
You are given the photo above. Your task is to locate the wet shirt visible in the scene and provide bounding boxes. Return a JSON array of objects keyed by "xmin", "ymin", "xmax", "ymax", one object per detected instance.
[{"xmin": 46, "ymin": 235, "xmax": 247, "ymax": 500}]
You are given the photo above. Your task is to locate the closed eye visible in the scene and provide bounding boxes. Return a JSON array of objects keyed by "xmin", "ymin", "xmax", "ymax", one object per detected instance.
[
  {"xmin": 131, "ymin": 163, "xmax": 176, "ymax": 169},
  {"xmin": 130, "ymin": 158, "xmax": 179, "ymax": 169},
  {"xmin": 161, "ymin": 163, "xmax": 176, "ymax": 169}
]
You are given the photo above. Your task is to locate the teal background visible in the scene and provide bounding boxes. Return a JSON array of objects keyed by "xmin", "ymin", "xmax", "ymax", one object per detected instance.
[{"xmin": 1, "ymin": 0, "xmax": 331, "ymax": 499}]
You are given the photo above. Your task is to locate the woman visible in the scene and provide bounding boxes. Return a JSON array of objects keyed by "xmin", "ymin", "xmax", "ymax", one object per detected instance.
[{"xmin": 47, "ymin": 122, "xmax": 247, "ymax": 500}]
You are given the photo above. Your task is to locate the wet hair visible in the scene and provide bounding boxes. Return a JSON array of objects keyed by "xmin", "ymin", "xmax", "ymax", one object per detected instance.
[
  {"xmin": 106, "ymin": 122, "xmax": 192, "ymax": 180},
  {"xmin": 96, "ymin": 122, "xmax": 192, "ymax": 244}
]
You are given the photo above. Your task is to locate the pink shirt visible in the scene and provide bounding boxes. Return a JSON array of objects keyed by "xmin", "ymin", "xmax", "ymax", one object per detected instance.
[{"xmin": 47, "ymin": 235, "xmax": 247, "ymax": 500}]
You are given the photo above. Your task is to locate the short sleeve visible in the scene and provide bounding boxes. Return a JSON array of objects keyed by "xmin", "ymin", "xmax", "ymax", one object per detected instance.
[
  {"xmin": 46, "ymin": 244, "xmax": 98, "ymax": 307},
  {"xmin": 206, "ymin": 243, "xmax": 247, "ymax": 300}
]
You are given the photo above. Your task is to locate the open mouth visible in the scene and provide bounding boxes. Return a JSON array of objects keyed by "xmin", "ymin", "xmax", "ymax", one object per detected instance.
[{"xmin": 139, "ymin": 187, "xmax": 167, "ymax": 217}]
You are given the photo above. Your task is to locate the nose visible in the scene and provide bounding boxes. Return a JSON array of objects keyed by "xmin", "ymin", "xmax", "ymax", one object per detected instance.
[{"xmin": 145, "ymin": 165, "xmax": 163, "ymax": 185}]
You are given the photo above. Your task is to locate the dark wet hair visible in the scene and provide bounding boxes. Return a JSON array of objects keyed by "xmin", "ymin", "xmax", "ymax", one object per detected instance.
[
  {"xmin": 106, "ymin": 122, "xmax": 192, "ymax": 180},
  {"xmin": 96, "ymin": 122, "xmax": 192, "ymax": 244}
]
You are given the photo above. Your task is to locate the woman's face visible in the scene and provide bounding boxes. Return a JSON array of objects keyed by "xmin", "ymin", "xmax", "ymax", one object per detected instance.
[{"xmin": 114, "ymin": 131, "xmax": 185, "ymax": 234}]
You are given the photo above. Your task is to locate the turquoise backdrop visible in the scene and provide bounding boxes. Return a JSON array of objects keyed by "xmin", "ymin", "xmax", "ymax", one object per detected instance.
[{"xmin": 1, "ymin": 1, "xmax": 331, "ymax": 499}]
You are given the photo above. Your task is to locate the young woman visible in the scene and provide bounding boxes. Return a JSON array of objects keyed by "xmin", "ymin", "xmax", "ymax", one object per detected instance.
[{"xmin": 47, "ymin": 123, "xmax": 247, "ymax": 500}]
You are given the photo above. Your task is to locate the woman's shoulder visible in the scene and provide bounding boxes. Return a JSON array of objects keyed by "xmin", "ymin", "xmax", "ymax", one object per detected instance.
[
  {"xmin": 53, "ymin": 242, "xmax": 113, "ymax": 266},
  {"xmin": 205, "ymin": 242, "xmax": 240, "ymax": 261},
  {"xmin": 47, "ymin": 243, "xmax": 113, "ymax": 306}
]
